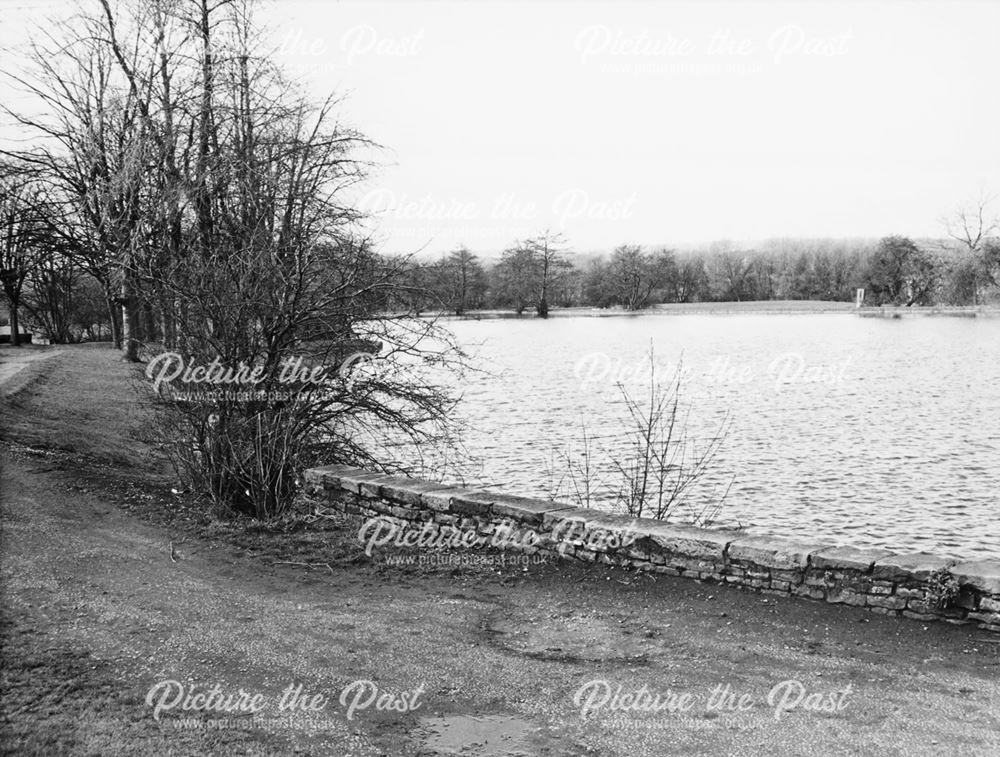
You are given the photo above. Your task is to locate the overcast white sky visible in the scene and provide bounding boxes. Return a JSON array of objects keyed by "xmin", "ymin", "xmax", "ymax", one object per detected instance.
[{"xmin": 2, "ymin": 1, "xmax": 999, "ymax": 256}]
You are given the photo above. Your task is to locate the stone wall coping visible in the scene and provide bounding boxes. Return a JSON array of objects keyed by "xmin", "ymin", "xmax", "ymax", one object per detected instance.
[
  {"xmin": 810, "ymin": 546, "xmax": 897, "ymax": 573},
  {"xmin": 951, "ymin": 560, "xmax": 1000, "ymax": 595},
  {"xmin": 448, "ymin": 489, "xmax": 499, "ymax": 516},
  {"xmin": 872, "ymin": 552, "xmax": 959, "ymax": 582},
  {"xmin": 338, "ymin": 471, "xmax": 398, "ymax": 494},
  {"xmin": 378, "ymin": 478, "xmax": 458, "ymax": 506},
  {"xmin": 303, "ymin": 464, "xmax": 361, "ymax": 488},
  {"xmin": 305, "ymin": 465, "xmax": 910, "ymax": 573},
  {"xmin": 633, "ymin": 520, "xmax": 738, "ymax": 560},
  {"xmin": 487, "ymin": 494, "xmax": 576, "ymax": 526},
  {"xmin": 541, "ymin": 506, "xmax": 604, "ymax": 530},
  {"xmin": 728, "ymin": 535, "xmax": 835, "ymax": 570},
  {"xmin": 419, "ymin": 488, "xmax": 468, "ymax": 511},
  {"xmin": 552, "ymin": 509, "xmax": 642, "ymax": 531}
]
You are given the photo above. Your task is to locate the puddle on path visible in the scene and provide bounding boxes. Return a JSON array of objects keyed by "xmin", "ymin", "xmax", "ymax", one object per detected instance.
[{"xmin": 416, "ymin": 714, "xmax": 535, "ymax": 756}]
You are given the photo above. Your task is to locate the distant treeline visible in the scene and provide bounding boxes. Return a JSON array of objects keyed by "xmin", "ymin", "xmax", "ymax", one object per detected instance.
[{"xmin": 396, "ymin": 232, "xmax": 1000, "ymax": 316}]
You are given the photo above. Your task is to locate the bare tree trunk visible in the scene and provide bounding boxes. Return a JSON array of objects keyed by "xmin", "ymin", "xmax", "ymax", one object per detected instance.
[
  {"xmin": 195, "ymin": 0, "xmax": 215, "ymax": 258},
  {"xmin": 105, "ymin": 293, "xmax": 122, "ymax": 348},
  {"xmin": 160, "ymin": 296, "xmax": 177, "ymax": 348},
  {"xmin": 9, "ymin": 301, "xmax": 21, "ymax": 347},
  {"xmin": 121, "ymin": 277, "xmax": 141, "ymax": 361},
  {"xmin": 538, "ymin": 256, "xmax": 550, "ymax": 318},
  {"xmin": 142, "ymin": 300, "xmax": 157, "ymax": 343}
]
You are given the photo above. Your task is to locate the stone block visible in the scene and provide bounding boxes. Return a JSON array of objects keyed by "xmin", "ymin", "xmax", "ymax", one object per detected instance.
[
  {"xmin": 670, "ymin": 556, "xmax": 724, "ymax": 574},
  {"xmin": 980, "ymin": 596, "xmax": 1000, "ymax": 613},
  {"xmin": 359, "ymin": 476, "xmax": 399, "ymax": 499},
  {"xmin": 339, "ymin": 471, "xmax": 395, "ymax": 495},
  {"xmin": 541, "ymin": 506, "xmax": 594, "ymax": 531},
  {"xmin": 950, "ymin": 560, "xmax": 1000, "ymax": 595},
  {"xmin": 866, "ymin": 595, "xmax": 907, "ymax": 610},
  {"xmin": 810, "ymin": 546, "xmax": 896, "ymax": 573},
  {"xmin": 804, "ymin": 574, "xmax": 831, "ymax": 588},
  {"xmin": 379, "ymin": 478, "xmax": 460, "ymax": 506},
  {"xmin": 826, "ymin": 587, "xmax": 866, "ymax": 606},
  {"xmin": 632, "ymin": 521, "xmax": 737, "ymax": 561},
  {"xmin": 654, "ymin": 566, "xmax": 683, "ymax": 577},
  {"xmin": 792, "ymin": 584, "xmax": 825, "ymax": 600},
  {"xmin": 967, "ymin": 611, "xmax": 1000, "ymax": 625},
  {"xmin": 771, "ymin": 569, "xmax": 804, "ymax": 585},
  {"xmin": 872, "ymin": 552, "xmax": 957, "ymax": 582},
  {"xmin": 547, "ymin": 509, "xmax": 637, "ymax": 549},
  {"xmin": 303, "ymin": 464, "xmax": 362, "ymax": 490},
  {"xmin": 365, "ymin": 499, "xmax": 396, "ymax": 516},
  {"xmin": 490, "ymin": 494, "xmax": 574, "ymax": 528},
  {"xmin": 728, "ymin": 535, "xmax": 832, "ymax": 571},
  {"xmin": 449, "ymin": 490, "xmax": 497, "ymax": 516},
  {"xmin": 420, "ymin": 488, "xmax": 474, "ymax": 512}
]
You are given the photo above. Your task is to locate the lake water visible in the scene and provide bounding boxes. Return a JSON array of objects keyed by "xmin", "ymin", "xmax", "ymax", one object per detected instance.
[{"xmin": 443, "ymin": 314, "xmax": 1000, "ymax": 561}]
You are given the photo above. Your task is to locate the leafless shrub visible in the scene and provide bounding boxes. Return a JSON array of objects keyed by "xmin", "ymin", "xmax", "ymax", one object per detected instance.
[{"xmin": 550, "ymin": 351, "xmax": 733, "ymax": 525}]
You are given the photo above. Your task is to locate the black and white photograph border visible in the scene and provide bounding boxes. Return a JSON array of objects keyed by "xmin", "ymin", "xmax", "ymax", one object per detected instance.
[{"xmin": 1, "ymin": 1, "xmax": 999, "ymax": 755}]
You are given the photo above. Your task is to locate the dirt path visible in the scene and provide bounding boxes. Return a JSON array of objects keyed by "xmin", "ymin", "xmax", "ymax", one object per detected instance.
[
  {"xmin": 2, "ymin": 346, "xmax": 1000, "ymax": 756},
  {"xmin": 0, "ymin": 347, "xmax": 62, "ymax": 399}
]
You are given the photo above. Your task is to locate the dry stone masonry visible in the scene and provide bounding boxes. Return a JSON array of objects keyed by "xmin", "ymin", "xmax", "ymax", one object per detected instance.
[{"xmin": 305, "ymin": 464, "xmax": 1000, "ymax": 633}]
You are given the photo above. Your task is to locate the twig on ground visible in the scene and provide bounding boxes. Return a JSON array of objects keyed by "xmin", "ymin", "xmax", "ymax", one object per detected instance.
[{"xmin": 272, "ymin": 560, "xmax": 334, "ymax": 574}]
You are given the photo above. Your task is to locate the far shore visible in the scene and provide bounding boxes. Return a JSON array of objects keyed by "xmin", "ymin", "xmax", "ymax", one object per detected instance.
[{"xmin": 429, "ymin": 300, "xmax": 1000, "ymax": 320}]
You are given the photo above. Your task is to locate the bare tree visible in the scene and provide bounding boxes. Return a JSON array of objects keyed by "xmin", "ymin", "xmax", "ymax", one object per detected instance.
[
  {"xmin": 493, "ymin": 243, "xmax": 537, "ymax": 315},
  {"xmin": 550, "ymin": 352, "xmax": 732, "ymax": 524},
  {"xmin": 944, "ymin": 193, "xmax": 1000, "ymax": 301},
  {"xmin": 440, "ymin": 246, "xmax": 486, "ymax": 315},
  {"xmin": 0, "ymin": 165, "xmax": 44, "ymax": 346},
  {"xmin": 4, "ymin": 5, "xmax": 154, "ymax": 357},
  {"xmin": 6, "ymin": 0, "xmax": 465, "ymax": 516},
  {"xmin": 523, "ymin": 229, "xmax": 570, "ymax": 318},
  {"xmin": 606, "ymin": 244, "xmax": 675, "ymax": 310}
]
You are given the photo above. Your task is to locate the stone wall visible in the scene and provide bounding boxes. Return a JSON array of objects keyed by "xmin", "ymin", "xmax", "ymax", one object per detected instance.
[{"xmin": 304, "ymin": 464, "xmax": 1000, "ymax": 633}]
